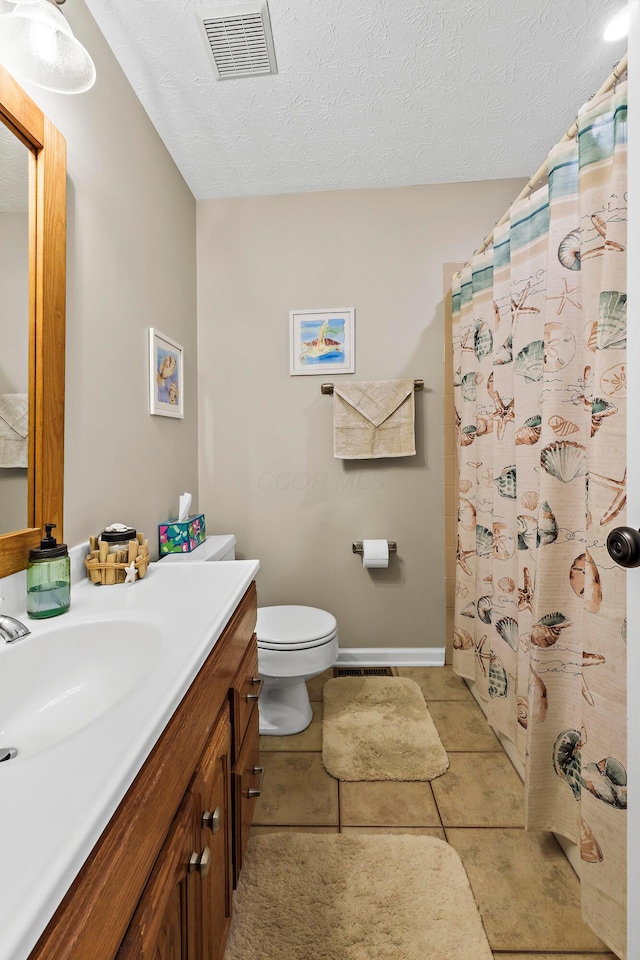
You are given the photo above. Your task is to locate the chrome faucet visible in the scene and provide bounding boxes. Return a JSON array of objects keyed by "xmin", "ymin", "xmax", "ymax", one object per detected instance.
[{"xmin": 0, "ymin": 598, "xmax": 30, "ymax": 643}]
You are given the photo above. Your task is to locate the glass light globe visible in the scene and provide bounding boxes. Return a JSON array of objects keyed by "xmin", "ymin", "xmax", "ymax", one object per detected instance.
[
  {"xmin": 603, "ymin": 5, "xmax": 631, "ymax": 41},
  {"xmin": 0, "ymin": 0, "xmax": 96, "ymax": 94}
]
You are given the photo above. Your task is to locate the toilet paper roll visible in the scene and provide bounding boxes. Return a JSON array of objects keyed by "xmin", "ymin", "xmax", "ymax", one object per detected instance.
[{"xmin": 362, "ymin": 539, "xmax": 389, "ymax": 569}]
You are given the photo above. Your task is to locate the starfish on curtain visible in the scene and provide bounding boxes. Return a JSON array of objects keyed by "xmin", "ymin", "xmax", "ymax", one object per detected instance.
[
  {"xmin": 456, "ymin": 535, "xmax": 476, "ymax": 577},
  {"xmin": 518, "ymin": 567, "xmax": 534, "ymax": 613},
  {"xmin": 487, "ymin": 373, "xmax": 515, "ymax": 440},
  {"xmin": 590, "ymin": 468, "xmax": 626, "ymax": 526},
  {"xmin": 546, "ymin": 277, "xmax": 582, "ymax": 316},
  {"xmin": 511, "ymin": 281, "xmax": 540, "ymax": 322}
]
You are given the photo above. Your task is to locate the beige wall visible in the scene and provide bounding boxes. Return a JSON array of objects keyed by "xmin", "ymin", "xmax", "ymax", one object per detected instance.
[
  {"xmin": 17, "ymin": 1, "xmax": 198, "ymax": 553},
  {"xmin": 197, "ymin": 181, "xmax": 523, "ymax": 651}
]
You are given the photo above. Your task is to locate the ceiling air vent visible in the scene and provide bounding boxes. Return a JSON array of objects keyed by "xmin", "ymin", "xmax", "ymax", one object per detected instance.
[{"xmin": 198, "ymin": 2, "xmax": 278, "ymax": 80}]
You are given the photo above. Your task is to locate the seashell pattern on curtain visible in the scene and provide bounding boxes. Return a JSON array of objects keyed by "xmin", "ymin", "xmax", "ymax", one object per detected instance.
[{"xmin": 452, "ymin": 82, "xmax": 627, "ymax": 959}]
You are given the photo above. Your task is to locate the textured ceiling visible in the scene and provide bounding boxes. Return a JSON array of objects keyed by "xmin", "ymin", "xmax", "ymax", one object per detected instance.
[{"xmin": 85, "ymin": 0, "xmax": 625, "ymax": 200}]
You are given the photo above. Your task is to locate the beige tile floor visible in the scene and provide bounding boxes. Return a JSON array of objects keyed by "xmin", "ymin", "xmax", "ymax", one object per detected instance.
[{"xmin": 252, "ymin": 666, "xmax": 618, "ymax": 959}]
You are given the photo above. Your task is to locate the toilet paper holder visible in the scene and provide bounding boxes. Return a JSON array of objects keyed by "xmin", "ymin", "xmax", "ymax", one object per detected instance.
[{"xmin": 352, "ymin": 541, "xmax": 397, "ymax": 555}]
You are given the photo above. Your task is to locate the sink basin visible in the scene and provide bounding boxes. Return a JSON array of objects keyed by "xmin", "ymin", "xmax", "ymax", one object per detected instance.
[{"xmin": 0, "ymin": 619, "xmax": 162, "ymax": 757}]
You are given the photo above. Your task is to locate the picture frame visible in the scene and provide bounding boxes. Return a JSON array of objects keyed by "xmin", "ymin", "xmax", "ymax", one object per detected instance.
[
  {"xmin": 289, "ymin": 308, "xmax": 355, "ymax": 376},
  {"xmin": 148, "ymin": 328, "xmax": 184, "ymax": 418}
]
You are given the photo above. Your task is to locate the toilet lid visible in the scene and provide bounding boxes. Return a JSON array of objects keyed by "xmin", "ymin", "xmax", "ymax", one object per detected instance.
[
  {"xmin": 256, "ymin": 605, "xmax": 337, "ymax": 646},
  {"xmin": 258, "ymin": 629, "xmax": 338, "ymax": 652}
]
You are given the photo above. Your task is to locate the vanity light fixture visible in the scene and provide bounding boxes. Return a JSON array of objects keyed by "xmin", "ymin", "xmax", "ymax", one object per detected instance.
[
  {"xmin": 0, "ymin": 0, "xmax": 95, "ymax": 94},
  {"xmin": 603, "ymin": 4, "xmax": 632, "ymax": 41}
]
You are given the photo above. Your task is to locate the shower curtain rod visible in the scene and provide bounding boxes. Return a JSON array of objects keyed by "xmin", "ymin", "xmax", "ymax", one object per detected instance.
[{"xmin": 457, "ymin": 53, "xmax": 628, "ymax": 269}]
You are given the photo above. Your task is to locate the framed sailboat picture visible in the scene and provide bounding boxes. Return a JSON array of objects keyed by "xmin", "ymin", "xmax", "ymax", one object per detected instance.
[{"xmin": 289, "ymin": 308, "xmax": 355, "ymax": 376}]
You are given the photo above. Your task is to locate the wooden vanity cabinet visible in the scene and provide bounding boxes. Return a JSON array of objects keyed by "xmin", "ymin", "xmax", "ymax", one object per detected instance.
[
  {"xmin": 117, "ymin": 707, "xmax": 232, "ymax": 960},
  {"xmin": 229, "ymin": 639, "xmax": 262, "ymax": 886},
  {"xmin": 28, "ymin": 582, "xmax": 259, "ymax": 960}
]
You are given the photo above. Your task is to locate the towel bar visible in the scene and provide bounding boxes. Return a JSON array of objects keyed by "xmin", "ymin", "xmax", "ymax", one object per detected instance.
[
  {"xmin": 352, "ymin": 541, "xmax": 397, "ymax": 554},
  {"xmin": 321, "ymin": 380, "xmax": 423, "ymax": 395}
]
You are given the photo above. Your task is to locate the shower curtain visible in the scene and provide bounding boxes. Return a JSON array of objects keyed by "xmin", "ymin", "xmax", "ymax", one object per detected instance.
[{"xmin": 452, "ymin": 82, "xmax": 627, "ymax": 958}]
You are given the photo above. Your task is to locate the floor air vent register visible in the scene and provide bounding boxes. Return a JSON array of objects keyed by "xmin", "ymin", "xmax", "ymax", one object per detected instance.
[{"xmin": 333, "ymin": 667, "xmax": 394, "ymax": 678}]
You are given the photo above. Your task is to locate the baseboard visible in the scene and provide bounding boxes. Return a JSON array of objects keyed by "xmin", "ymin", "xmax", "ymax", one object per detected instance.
[
  {"xmin": 336, "ymin": 647, "xmax": 445, "ymax": 667},
  {"xmin": 466, "ymin": 676, "xmax": 581, "ymax": 877}
]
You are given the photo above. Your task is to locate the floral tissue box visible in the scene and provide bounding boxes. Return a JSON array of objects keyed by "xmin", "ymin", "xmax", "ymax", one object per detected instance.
[{"xmin": 158, "ymin": 514, "xmax": 206, "ymax": 555}]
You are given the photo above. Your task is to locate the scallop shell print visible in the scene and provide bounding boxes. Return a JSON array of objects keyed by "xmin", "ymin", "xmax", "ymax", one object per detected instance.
[
  {"xmin": 453, "ymin": 627, "xmax": 474, "ymax": 650},
  {"xmin": 493, "ymin": 465, "xmax": 517, "ymax": 499},
  {"xmin": 531, "ymin": 612, "xmax": 572, "ymax": 647},
  {"xmin": 474, "ymin": 321, "xmax": 493, "ymax": 361},
  {"xmin": 488, "ymin": 653, "xmax": 509, "ymax": 698},
  {"xmin": 493, "ymin": 334, "xmax": 513, "ymax": 365},
  {"xmin": 477, "ymin": 596, "xmax": 492, "ymax": 625},
  {"xmin": 514, "ymin": 340, "xmax": 544, "ymax": 383},
  {"xmin": 459, "ymin": 479, "xmax": 473, "ymax": 494},
  {"xmin": 476, "ymin": 525, "xmax": 493, "ymax": 559},
  {"xmin": 495, "ymin": 616, "xmax": 518, "ymax": 651},
  {"xmin": 583, "ymin": 757, "xmax": 627, "ymax": 809},
  {"xmin": 553, "ymin": 729, "xmax": 583, "ymax": 800},
  {"xmin": 520, "ymin": 490, "xmax": 539, "ymax": 511},
  {"xmin": 558, "ymin": 229, "xmax": 581, "ymax": 271},
  {"xmin": 548, "ymin": 415, "xmax": 579, "ymax": 438},
  {"xmin": 544, "ymin": 322, "xmax": 576, "ymax": 371},
  {"xmin": 517, "ymin": 515, "xmax": 537, "ymax": 551},
  {"xmin": 515, "ymin": 415, "xmax": 542, "ymax": 446},
  {"xmin": 458, "ymin": 497, "xmax": 476, "ymax": 531},
  {"xmin": 570, "ymin": 550, "xmax": 602, "ymax": 614},
  {"xmin": 580, "ymin": 818, "xmax": 604, "ymax": 864},
  {"xmin": 498, "ymin": 576, "xmax": 515, "ymax": 593},
  {"xmin": 517, "ymin": 697, "xmax": 528, "ymax": 728},
  {"xmin": 537, "ymin": 501, "xmax": 558, "ymax": 546},
  {"xmin": 461, "ymin": 371, "xmax": 481, "ymax": 402},
  {"xmin": 540, "ymin": 440, "xmax": 587, "ymax": 483},
  {"xmin": 597, "ymin": 291, "xmax": 627, "ymax": 350},
  {"xmin": 590, "ymin": 397, "xmax": 617, "ymax": 437}
]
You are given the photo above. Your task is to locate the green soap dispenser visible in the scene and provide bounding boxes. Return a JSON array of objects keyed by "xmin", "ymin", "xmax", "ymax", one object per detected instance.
[{"xmin": 26, "ymin": 523, "xmax": 70, "ymax": 619}]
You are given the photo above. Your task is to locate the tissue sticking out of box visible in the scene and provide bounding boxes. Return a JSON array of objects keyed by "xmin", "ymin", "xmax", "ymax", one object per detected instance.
[{"xmin": 178, "ymin": 493, "xmax": 192, "ymax": 523}]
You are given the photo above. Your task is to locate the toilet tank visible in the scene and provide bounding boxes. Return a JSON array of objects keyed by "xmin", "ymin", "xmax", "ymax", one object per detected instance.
[{"xmin": 160, "ymin": 534, "xmax": 236, "ymax": 562}]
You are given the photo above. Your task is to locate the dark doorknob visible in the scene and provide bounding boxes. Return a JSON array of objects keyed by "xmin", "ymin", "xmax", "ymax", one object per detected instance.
[{"xmin": 606, "ymin": 527, "xmax": 640, "ymax": 568}]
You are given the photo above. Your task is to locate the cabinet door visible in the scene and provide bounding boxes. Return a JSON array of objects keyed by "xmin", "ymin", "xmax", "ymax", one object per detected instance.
[
  {"xmin": 230, "ymin": 636, "xmax": 260, "ymax": 764},
  {"xmin": 232, "ymin": 706, "xmax": 261, "ymax": 887},
  {"xmin": 116, "ymin": 793, "xmax": 199, "ymax": 960},
  {"xmin": 192, "ymin": 705, "xmax": 233, "ymax": 960}
]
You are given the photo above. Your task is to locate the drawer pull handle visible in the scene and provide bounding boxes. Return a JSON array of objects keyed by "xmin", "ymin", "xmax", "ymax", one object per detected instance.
[
  {"xmin": 247, "ymin": 765, "xmax": 265, "ymax": 799},
  {"xmin": 202, "ymin": 806, "xmax": 221, "ymax": 834},
  {"xmin": 246, "ymin": 678, "xmax": 263, "ymax": 702},
  {"xmin": 189, "ymin": 846, "xmax": 211, "ymax": 878}
]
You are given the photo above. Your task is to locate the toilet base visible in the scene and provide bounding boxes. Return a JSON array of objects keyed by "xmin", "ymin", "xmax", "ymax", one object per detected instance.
[{"xmin": 258, "ymin": 675, "xmax": 313, "ymax": 736}]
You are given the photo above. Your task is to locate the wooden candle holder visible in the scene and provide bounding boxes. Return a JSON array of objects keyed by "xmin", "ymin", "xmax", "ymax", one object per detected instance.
[{"xmin": 84, "ymin": 532, "xmax": 150, "ymax": 585}]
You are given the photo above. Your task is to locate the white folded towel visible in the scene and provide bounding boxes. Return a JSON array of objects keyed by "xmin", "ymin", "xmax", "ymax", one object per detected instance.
[
  {"xmin": 333, "ymin": 380, "xmax": 416, "ymax": 459},
  {"xmin": 0, "ymin": 394, "xmax": 28, "ymax": 468}
]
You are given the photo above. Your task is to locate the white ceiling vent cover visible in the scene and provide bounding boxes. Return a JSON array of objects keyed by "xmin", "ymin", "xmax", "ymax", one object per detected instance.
[{"xmin": 198, "ymin": 2, "xmax": 277, "ymax": 80}]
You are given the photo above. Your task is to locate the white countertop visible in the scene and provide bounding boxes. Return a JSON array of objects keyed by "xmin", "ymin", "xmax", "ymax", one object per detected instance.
[{"xmin": 0, "ymin": 559, "xmax": 259, "ymax": 960}]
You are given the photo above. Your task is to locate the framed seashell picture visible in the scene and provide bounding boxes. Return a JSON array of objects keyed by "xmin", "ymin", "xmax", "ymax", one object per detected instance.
[
  {"xmin": 290, "ymin": 308, "xmax": 355, "ymax": 376},
  {"xmin": 149, "ymin": 328, "xmax": 184, "ymax": 418}
]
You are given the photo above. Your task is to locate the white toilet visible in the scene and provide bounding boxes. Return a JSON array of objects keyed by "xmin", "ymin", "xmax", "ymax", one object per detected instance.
[
  {"xmin": 256, "ymin": 605, "xmax": 338, "ymax": 736},
  {"xmin": 161, "ymin": 536, "xmax": 338, "ymax": 736}
]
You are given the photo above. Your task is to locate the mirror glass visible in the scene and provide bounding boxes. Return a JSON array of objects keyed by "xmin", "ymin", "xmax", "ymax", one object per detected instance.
[{"xmin": 0, "ymin": 119, "xmax": 30, "ymax": 537}]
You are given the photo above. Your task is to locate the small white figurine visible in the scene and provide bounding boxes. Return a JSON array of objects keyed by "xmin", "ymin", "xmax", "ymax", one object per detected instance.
[{"xmin": 124, "ymin": 561, "xmax": 137, "ymax": 584}]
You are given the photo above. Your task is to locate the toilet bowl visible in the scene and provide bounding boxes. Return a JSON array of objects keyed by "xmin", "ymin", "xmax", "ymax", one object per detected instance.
[
  {"xmin": 161, "ymin": 537, "xmax": 339, "ymax": 736},
  {"xmin": 256, "ymin": 605, "xmax": 338, "ymax": 736}
]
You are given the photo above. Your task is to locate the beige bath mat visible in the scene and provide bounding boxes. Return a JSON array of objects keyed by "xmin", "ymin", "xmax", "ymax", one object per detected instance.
[
  {"xmin": 224, "ymin": 833, "xmax": 492, "ymax": 960},
  {"xmin": 322, "ymin": 676, "xmax": 449, "ymax": 781}
]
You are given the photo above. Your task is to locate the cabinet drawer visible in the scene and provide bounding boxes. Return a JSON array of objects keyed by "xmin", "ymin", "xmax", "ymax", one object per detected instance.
[
  {"xmin": 231, "ymin": 637, "xmax": 260, "ymax": 763},
  {"xmin": 231, "ymin": 707, "xmax": 261, "ymax": 887}
]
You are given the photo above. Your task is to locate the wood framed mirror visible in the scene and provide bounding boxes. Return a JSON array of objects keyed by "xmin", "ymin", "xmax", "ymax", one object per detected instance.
[{"xmin": 0, "ymin": 64, "xmax": 66, "ymax": 579}]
